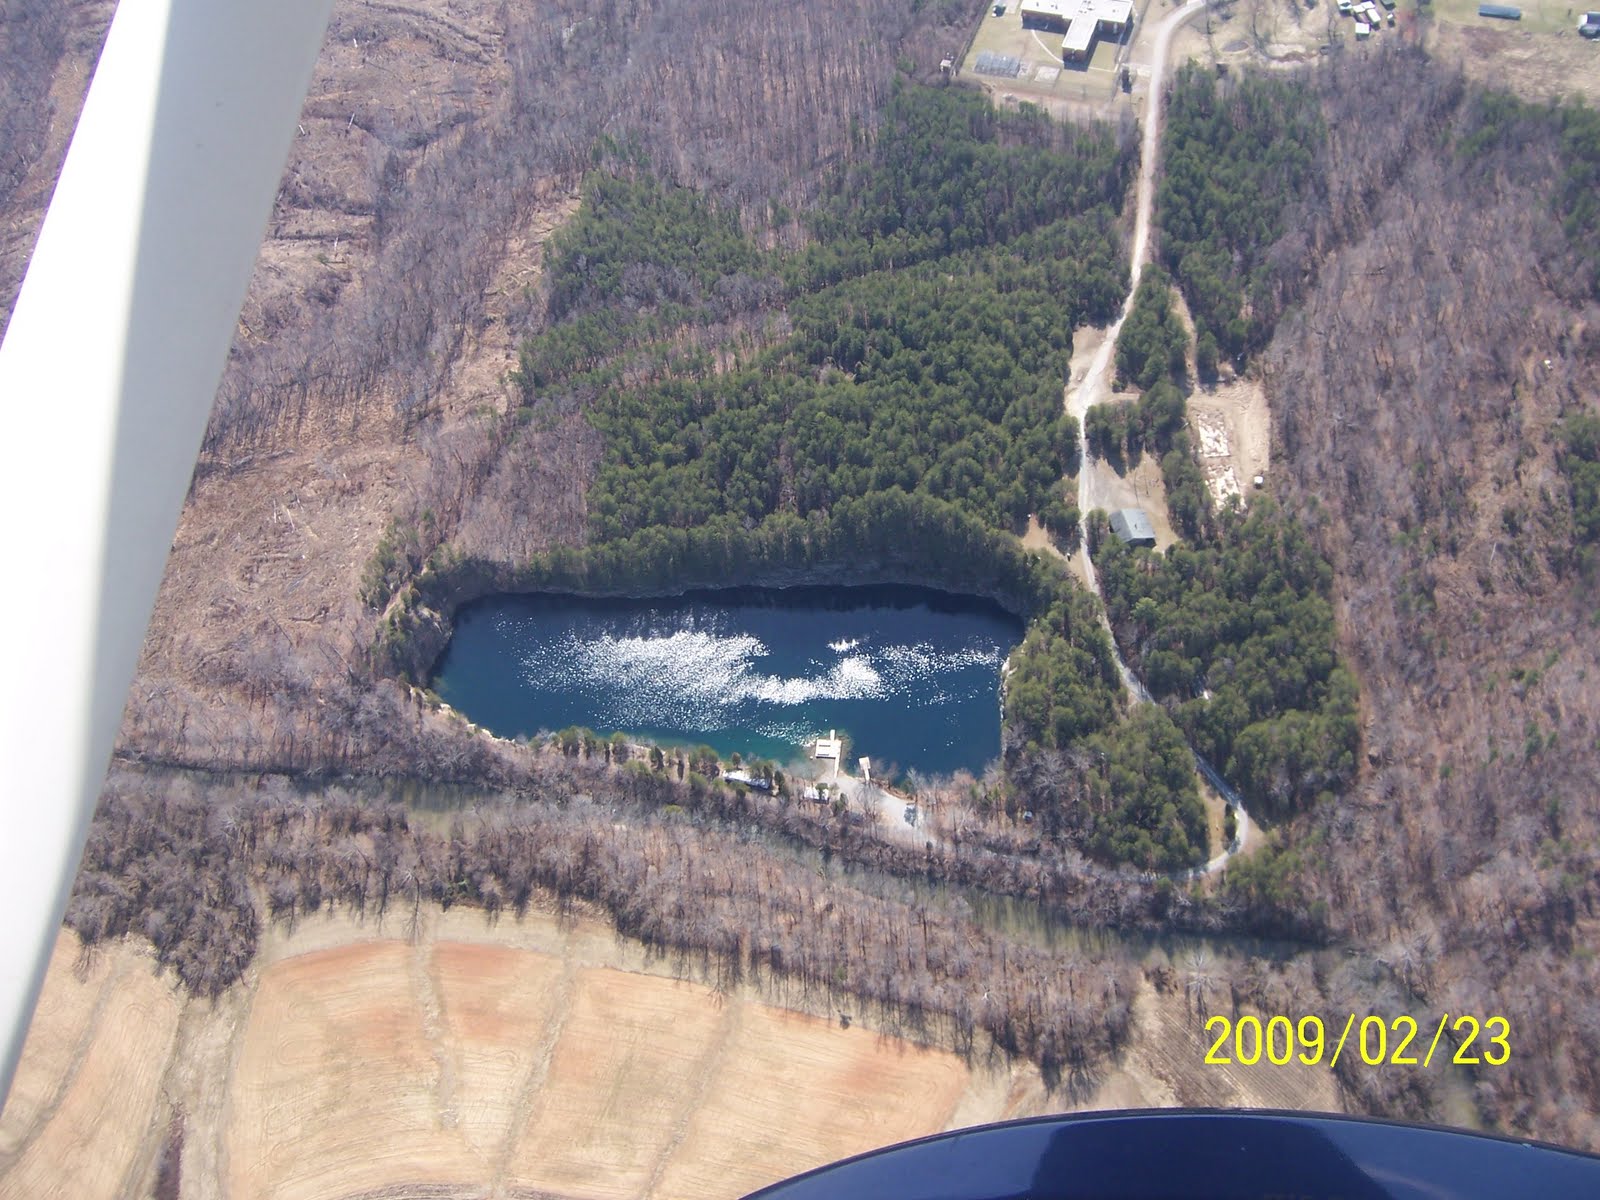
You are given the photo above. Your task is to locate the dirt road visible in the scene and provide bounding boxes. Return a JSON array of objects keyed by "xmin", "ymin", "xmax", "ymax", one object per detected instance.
[{"xmin": 1063, "ymin": 0, "xmax": 1253, "ymax": 874}]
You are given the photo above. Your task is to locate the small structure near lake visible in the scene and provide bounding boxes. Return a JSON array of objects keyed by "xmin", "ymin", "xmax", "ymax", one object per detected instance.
[{"xmin": 1109, "ymin": 508, "xmax": 1157, "ymax": 549}]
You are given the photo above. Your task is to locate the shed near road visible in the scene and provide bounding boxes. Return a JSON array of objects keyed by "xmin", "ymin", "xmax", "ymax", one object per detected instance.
[{"xmin": 1109, "ymin": 508, "xmax": 1157, "ymax": 548}]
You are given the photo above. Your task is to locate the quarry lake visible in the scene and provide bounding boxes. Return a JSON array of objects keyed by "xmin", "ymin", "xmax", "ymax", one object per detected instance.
[{"xmin": 431, "ymin": 585, "xmax": 1025, "ymax": 777}]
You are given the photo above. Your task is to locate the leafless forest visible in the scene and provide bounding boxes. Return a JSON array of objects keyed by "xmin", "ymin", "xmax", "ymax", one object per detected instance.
[
  {"xmin": 1240, "ymin": 47, "xmax": 1600, "ymax": 1145},
  {"xmin": 4, "ymin": 0, "xmax": 983, "ymax": 795},
  {"xmin": 0, "ymin": 0, "xmax": 63, "ymax": 223},
  {"xmin": 72, "ymin": 765, "xmax": 1139, "ymax": 1093}
]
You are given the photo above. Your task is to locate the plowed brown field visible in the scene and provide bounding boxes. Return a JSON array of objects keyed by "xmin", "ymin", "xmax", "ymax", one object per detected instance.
[
  {"xmin": 1, "ymin": 906, "xmax": 1343, "ymax": 1200},
  {"xmin": 0, "ymin": 933, "xmax": 181, "ymax": 1200}
]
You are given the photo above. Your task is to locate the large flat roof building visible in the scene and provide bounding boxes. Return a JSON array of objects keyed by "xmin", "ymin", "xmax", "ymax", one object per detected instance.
[{"xmin": 1020, "ymin": 0, "xmax": 1134, "ymax": 62}]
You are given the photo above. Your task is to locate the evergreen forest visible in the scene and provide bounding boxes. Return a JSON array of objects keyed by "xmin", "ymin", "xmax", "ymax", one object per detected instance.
[
  {"xmin": 492, "ymin": 83, "xmax": 1230, "ymax": 869},
  {"xmin": 1094, "ymin": 501, "xmax": 1361, "ymax": 819},
  {"xmin": 1157, "ymin": 64, "xmax": 1323, "ymax": 365},
  {"xmin": 1085, "ymin": 262, "xmax": 1355, "ymax": 832},
  {"xmin": 515, "ymin": 83, "xmax": 1130, "ymax": 538}
]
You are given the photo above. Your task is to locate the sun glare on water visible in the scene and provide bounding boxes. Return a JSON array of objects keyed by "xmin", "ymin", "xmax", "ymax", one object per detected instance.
[{"xmin": 511, "ymin": 623, "xmax": 1001, "ymax": 739}]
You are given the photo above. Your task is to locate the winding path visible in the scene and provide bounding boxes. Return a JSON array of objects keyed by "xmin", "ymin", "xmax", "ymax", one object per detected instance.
[{"xmin": 1064, "ymin": 0, "xmax": 1253, "ymax": 876}]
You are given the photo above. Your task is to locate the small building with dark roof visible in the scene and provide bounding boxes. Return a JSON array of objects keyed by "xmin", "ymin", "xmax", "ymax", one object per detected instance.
[
  {"xmin": 1109, "ymin": 508, "xmax": 1156, "ymax": 548},
  {"xmin": 1581, "ymin": 11, "xmax": 1600, "ymax": 36}
]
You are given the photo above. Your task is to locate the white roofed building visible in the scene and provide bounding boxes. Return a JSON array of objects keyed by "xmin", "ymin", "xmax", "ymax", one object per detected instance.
[{"xmin": 1019, "ymin": 0, "xmax": 1134, "ymax": 62}]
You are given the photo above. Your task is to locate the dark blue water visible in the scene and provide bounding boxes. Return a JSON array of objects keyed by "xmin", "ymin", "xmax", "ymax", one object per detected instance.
[{"xmin": 431, "ymin": 585, "xmax": 1025, "ymax": 777}]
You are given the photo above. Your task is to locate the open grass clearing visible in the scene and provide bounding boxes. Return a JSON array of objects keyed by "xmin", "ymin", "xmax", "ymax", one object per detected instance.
[{"xmin": 1429, "ymin": 19, "xmax": 1600, "ymax": 102}]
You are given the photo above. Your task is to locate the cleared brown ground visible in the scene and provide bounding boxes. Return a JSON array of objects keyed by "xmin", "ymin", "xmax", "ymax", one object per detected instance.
[
  {"xmin": 1021, "ymin": 514, "xmax": 1065, "ymax": 559},
  {"xmin": 1429, "ymin": 21, "xmax": 1600, "ymax": 104},
  {"xmin": 1067, "ymin": 319, "xmax": 1112, "ymax": 392},
  {"xmin": 3, "ymin": 904, "xmax": 1350, "ymax": 1199},
  {"xmin": 228, "ymin": 940, "xmax": 473, "ymax": 1200},
  {"xmin": 1201, "ymin": 780, "xmax": 1228, "ymax": 858},
  {"xmin": 509, "ymin": 968, "xmax": 731, "ymax": 1199},
  {"xmin": 1088, "ymin": 453, "xmax": 1179, "ymax": 549},
  {"xmin": 233, "ymin": 913, "xmax": 1044, "ymax": 1200},
  {"xmin": 1092, "ymin": 975, "xmax": 1345, "ymax": 1112},
  {"xmin": 1188, "ymin": 376, "xmax": 1271, "ymax": 510},
  {"xmin": 431, "ymin": 941, "xmax": 568, "ymax": 1166},
  {"xmin": 0, "ymin": 933, "xmax": 106, "ymax": 1161},
  {"xmin": 0, "ymin": 934, "xmax": 182, "ymax": 1200},
  {"xmin": 653, "ymin": 1004, "xmax": 972, "ymax": 1198}
]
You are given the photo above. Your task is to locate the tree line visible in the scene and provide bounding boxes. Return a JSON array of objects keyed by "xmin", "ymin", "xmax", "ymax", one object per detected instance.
[
  {"xmin": 1559, "ymin": 412, "xmax": 1600, "ymax": 571},
  {"xmin": 1088, "ymin": 212, "xmax": 1357, "ymax": 830},
  {"xmin": 72, "ymin": 765, "xmax": 1139, "ymax": 1090},
  {"xmin": 1456, "ymin": 89, "xmax": 1600, "ymax": 301},
  {"xmin": 1000, "ymin": 586, "xmax": 1206, "ymax": 872},
  {"xmin": 198, "ymin": 0, "xmax": 979, "ymax": 454},
  {"xmin": 380, "ymin": 488, "xmax": 1066, "ymax": 680},
  {"xmin": 794, "ymin": 81, "xmax": 1136, "ymax": 288},
  {"xmin": 1176, "ymin": 55, "xmax": 1600, "ymax": 1148}
]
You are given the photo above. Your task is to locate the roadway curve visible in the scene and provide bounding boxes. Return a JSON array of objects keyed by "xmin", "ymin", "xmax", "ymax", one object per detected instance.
[{"xmin": 1065, "ymin": 0, "xmax": 1253, "ymax": 875}]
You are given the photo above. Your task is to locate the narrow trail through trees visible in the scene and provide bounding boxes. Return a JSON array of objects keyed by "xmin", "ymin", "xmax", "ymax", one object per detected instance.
[{"xmin": 1063, "ymin": 0, "xmax": 1252, "ymax": 876}]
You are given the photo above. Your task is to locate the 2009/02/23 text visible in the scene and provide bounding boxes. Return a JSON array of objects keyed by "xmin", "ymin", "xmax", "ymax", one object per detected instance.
[{"xmin": 1203, "ymin": 1014, "xmax": 1510, "ymax": 1068}]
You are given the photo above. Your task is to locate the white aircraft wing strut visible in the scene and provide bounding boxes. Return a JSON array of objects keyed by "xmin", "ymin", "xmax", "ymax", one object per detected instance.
[{"xmin": 0, "ymin": 0, "xmax": 333, "ymax": 1109}]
